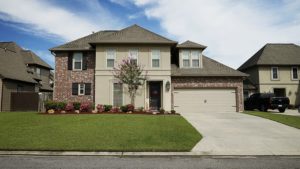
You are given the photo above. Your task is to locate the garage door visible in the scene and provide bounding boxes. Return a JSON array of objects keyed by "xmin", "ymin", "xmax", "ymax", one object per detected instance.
[{"xmin": 174, "ymin": 88, "xmax": 236, "ymax": 113}]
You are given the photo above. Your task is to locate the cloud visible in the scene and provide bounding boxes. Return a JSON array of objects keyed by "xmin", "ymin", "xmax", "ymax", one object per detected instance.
[
  {"xmin": 0, "ymin": 0, "xmax": 123, "ymax": 42},
  {"xmin": 128, "ymin": 0, "xmax": 300, "ymax": 68}
]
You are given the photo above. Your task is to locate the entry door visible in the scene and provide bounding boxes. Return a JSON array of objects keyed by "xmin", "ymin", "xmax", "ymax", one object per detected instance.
[{"xmin": 149, "ymin": 82, "xmax": 161, "ymax": 110}]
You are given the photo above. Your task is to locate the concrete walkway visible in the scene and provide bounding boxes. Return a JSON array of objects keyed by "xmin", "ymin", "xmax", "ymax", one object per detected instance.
[{"xmin": 181, "ymin": 111, "xmax": 300, "ymax": 155}]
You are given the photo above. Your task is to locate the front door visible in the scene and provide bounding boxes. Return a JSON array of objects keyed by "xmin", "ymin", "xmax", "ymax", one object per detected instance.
[{"xmin": 149, "ymin": 81, "xmax": 161, "ymax": 110}]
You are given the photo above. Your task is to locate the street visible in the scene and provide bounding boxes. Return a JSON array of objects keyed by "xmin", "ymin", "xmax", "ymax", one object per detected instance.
[{"xmin": 0, "ymin": 155, "xmax": 300, "ymax": 169}]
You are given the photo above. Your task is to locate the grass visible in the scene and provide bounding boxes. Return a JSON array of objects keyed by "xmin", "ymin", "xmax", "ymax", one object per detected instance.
[
  {"xmin": 244, "ymin": 111, "xmax": 300, "ymax": 129},
  {"xmin": 0, "ymin": 112, "xmax": 202, "ymax": 152}
]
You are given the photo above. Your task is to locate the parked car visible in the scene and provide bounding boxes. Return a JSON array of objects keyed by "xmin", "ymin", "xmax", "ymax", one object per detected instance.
[{"xmin": 244, "ymin": 93, "xmax": 290, "ymax": 112}]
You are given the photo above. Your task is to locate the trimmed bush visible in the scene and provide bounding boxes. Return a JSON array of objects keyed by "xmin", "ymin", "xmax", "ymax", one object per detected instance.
[
  {"xmin": 57, "ymin": 102, "xmax": 67, "ymax": 110},
  {"xmin": 104, "ymin": 105, "xmax": 112, "ymax": 112},
  {"xmin": 73, "ymin": 102, "xmax": 81, "ymax": 110},
  {"xmin": 120, "ymin": 105, "xmax": 128, "ymax": 112},
  {"xmin": 110, "ymin": 107, "xmax": 120, "ymax": 113},
  {"xmin": 97, "ymin": 104, "xmax": 104, "ymax": 113},
  {"xmin": 65, "ymin": 102, "xmax": 74, "ymax": 112},
  {"xmin": 159, "ymin": 108, "xmax": 165, "ymax": 114},
  {"xmin": 171, "ymin": 110, "xmax": 176, "ymax": 114},
  {"xmin": 127, "ymin": 104, "xmax": 134, "ymax": 112},
  {"xmin": 44, "ymin": 101, "xmax": 57, "ymax": 110},
  {"xmin": 80, "ymin": 102, "xmax": 91, "ymax": 112}
]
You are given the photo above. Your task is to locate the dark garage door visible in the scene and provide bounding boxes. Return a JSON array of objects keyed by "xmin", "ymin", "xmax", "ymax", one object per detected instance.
[{"xmin": 11, "ymin": 92, "xmax": 39, "ymax": 111}]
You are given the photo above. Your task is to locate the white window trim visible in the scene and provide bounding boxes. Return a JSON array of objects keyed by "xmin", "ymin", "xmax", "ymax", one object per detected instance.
[
  {"xmin": 78, "ymin": 83, "xmax": 85, "ymax": 96},
  {"xmin": 72, "ymin": 52, "xmax": 83, "ymax": 71},
  {"xmin": 106, "ymin": 49, "xmax": 116, "ymax": 68},
  {"xmin": 271, "ymin": 67, "xmax": 279, "ymax": 80},
  {"xmin": 151, "ymin": 49, "xmax": 160, "ymax": 68},
  {"xmin": 181, "ymin": 50, "xmax": 190, "ymax": 68},
  {"xmin": 291, "ymin": 67, "xmax": 298, "ymax": 80},
  {"xmin": 128, "ymin": 49, "xmax": 138, "ymax": 64},
  {"xmin": 181, "ymin": 50, "xmax": 202, "ymax": 68},
  {"xmin": 112, "ymin": 82, "xmax": 124, "ymax": 106},
  {"xmin": 191, "ymin": 51, "xmax": 200, "ymax": 68}
]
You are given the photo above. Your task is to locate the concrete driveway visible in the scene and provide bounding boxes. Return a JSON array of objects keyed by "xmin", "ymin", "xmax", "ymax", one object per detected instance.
[{"xmin": 181, "ymin": 111, "xmax": 300, "ymax": 155}]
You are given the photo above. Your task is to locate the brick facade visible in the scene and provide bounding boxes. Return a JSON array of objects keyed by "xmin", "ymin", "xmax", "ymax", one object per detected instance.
[
  {"xmin": 54, "ymin": 52, "xmax": 95, "ymax": 102},
  {"xmin": 171, "ymin": 77, "xmax": 244, "ymax": 112}
]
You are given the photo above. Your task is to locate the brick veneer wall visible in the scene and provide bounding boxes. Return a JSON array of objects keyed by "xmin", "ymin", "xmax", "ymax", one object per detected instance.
[
  {"xmin": 54, "ymin": 52, "xmax": 95, "ymax": 102},
  {"xmin": 171, "ymin": 76, "xmax": 244, "ymax": 112}
]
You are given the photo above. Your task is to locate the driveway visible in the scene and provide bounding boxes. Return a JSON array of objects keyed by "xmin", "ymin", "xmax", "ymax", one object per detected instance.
[{"xmin": 181, "ymin": 111, "xmax": 300, "ymax": 155}]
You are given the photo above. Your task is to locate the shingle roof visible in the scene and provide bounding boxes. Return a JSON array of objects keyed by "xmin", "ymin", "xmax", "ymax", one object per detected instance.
[
  {"xmin": 50, "ymin": 30, "xmax": 117, "ymax": 51},
  {"xmin": 177, "ymin": 40, "xmax": 207, "ymax": 49},
  {"xmin": 0, "ymin": 42, "xmax": 37, "ymax": 83},
  {"xmin": 90, "ymin": 24, "xmax": 177, "ymax": 45},
  {"xmin": 171, "ymin": 55, "xmax": 248, "ymax": 77},
  {"xmin": 21, "ymin": 50, "xmax": 53, "ymax": 69},
  {"xmin": 238, "ymin": 43, "xmax": 300, "ymax": 70}
]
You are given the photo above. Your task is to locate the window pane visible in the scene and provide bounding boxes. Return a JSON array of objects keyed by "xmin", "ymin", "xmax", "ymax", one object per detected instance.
[
  {"xmin": 130, "ymin": 59, "xmax": 137, "ymax": 65},
  {"xmin": 272, "ymin": 68, "xmax": 278, "ymax": 79},
  {"xmin": 191, "ymin": 51, "xmax": 199, "ymax": 59},
  {"xmin": 192, "ymin": 60, "xmax": 199, "ymax": 67},
  {"xmin": 107, "ymin": 49, "xmax": 115, "ymax": 59},
  {"xmin": 182, "ymin": 51, "xmax": 189, "ymax": 59},
  {"xmin": 152, "ymin": 50, "xmax": 160, "ymax": 59},
  {"xmin": 183, "ymin": 60, "xmax": 190, "ymax": 67},
  {"xmin": 74, "ymin": 62, "xmax": 81, "ymax": 69},
  {"xmin": 79, "ymin": 84, "xmax": 85, "ymax": 95},
  {"xmin": 129, "ymin": 50, "xmax": 138, "ymax": 59},
  {"xmin": 107, "ymin": 59, "xmax": 114, "ymax": 67},
  {"xmin": 113, "ymin": 83, "xmax": 123, "ymax": 107},
  {"xmin": 73, "ymin": 53, "xmax": 83, "ymax": 61},
  {"xmin": 152, "ymin": 59, "xmax": 159, "ymax": 67},
  {"xmin": 293, "ymin": 68, "xmax": 298, "ymax": 79}
]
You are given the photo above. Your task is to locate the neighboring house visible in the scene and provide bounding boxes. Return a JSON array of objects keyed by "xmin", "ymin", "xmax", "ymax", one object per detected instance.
[
  {"xmin": 0, "ymin": 42, "xmax": 53, "ymax": 111},
  {"xmin": 238, "ymin": 43, "xmax": 300, "ymax": 106},
  {"xmin": 50, "ymin": 24, "xmax": 247, "ymax": 112}
]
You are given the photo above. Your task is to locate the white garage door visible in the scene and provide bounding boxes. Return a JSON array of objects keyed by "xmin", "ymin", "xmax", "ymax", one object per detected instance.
[{"xmin": 174, "ymin": 88, "xmax": 236, "ymax": 113}]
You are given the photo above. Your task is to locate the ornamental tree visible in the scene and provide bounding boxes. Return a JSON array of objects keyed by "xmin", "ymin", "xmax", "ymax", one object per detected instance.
[{"xmin": 112, "ymin": 58, "xmax": 147, "ymax": 106}]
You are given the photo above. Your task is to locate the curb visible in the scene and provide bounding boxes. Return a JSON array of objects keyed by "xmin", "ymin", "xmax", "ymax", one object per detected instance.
[{"xmin": 1, "ymin": 151, "xmax": 300, "ymax": 157}]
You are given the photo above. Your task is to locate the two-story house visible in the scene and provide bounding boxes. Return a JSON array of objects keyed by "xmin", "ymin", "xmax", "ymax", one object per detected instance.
[
  {"xmin": 238, "ymin": 43, "xmax": 300, "ymax": 106},
  {"xmin": 0, "ymin": 42, "xmax": 53, "ymax": 111},
  {"xmin": 50, "ymin": 25, "xmax": 247, "ymax": 113}
]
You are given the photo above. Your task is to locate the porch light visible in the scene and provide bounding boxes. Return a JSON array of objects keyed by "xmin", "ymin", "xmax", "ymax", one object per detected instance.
[{"xmin": 165, "ymin": 81, "xmax": 170, "ymax": 91}]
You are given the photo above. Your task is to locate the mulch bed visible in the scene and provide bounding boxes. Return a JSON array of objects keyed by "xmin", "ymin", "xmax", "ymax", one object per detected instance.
[{"xmin": 40, "ymin": 111, "xmax": 180, "ymax": 116}]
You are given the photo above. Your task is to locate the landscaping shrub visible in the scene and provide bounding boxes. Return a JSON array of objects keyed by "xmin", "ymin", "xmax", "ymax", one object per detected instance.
[
  {"xmin": 65, "ymin": 102, "xmax": 74, "ymax": 112},
  {"xmin": 159, "ymin": 108, "xmax": 165, "ymax": 114},
  {"xmin": 57, "ymin": 102, "xmax": 67, "ymax": 110},
  {"xmin": 120, "ymin": 105, "xmax": 128, "ymax": 112},
  {"xmin": 127, "ymin": 104, "xmax": 134, "ymax": 112},
  {"xmin": 96, "ymin": 104, "xmax": 104, "ymax": 113},
  {"xmin": 44, "ymin": 101, "xmax": 57, "ymax": 110},
  {"xmin": 171, "ymin": 110, "xmax": 176, "ymax": 114},
  {"xmin": 110, "ymin": 107, "xmax": 120, "ymax": 113},
  {"xmin": 80, "ymin": 102, "xmax": 91, "ymax": 112},
  {"xmin": 137, "ymin": 107, "xmax": 144, "ymax": 112},
  {"xmin": 104, "ymin": 105, "xmax": 112, "ymax": 112},
  {"xmin": 73, "ymin": 102, "xmax": 81, "ymax": 110}
]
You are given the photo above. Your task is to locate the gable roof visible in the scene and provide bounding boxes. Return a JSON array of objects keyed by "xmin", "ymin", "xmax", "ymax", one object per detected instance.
[
  {"xmin": 171, "ymin": 55, "xmax": 248, "ymax": 77},
  {"xmin": 50, "ymin": 30, "xmax": 117, "ymax": 51},
  {"xmin": 90, "ymin": 24, "xmax": 177, "ymax": 45},
  {"xmin": 238, "ymin": 43, "xmax": 300, "ymax": 70},
  {"xmin": 177, "ymin": 40, "xmax": 207, "ymax": 49},
  {"xmin": 50, "ymin": 25, "xmax": 177, "ymax": 51},
  {"xmin": 21, "ymin": 50, "xmax": 53, "ymax": 69},
  {"xmin": 0, "ymin": 42, "xmax": 37, "ymax": 83}
]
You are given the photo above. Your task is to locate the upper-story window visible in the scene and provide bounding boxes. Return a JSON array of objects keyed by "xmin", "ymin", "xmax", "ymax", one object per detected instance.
[
  {"xmin": 182, "ymin": 50, "xmax": 190, "ymax": 67},
  {"xmin": 129, "ymin": 49, "xmax": 138, "ymax": 65},
  {"xmin": 73, "ymin": 52, "xmax": 83, "ymax": 70},
  {"xmin": 191, "ymin": 51, "xmax": 200, "ymax": 67},
  {"xmin": 36, "ymin": 67, "xmax": 41, "ymax": 77},
  {"xmin": 291, "ymin": 67, "xmax": 298, "ymax": 80},
  {"xmin": 271, "ymin": 67, "xmax": 279, "ymax": 80},
  {"xmin": 106, "ymin": 49, "xmax": 116, "ymax": 68},
  {"xmin": 151, "ymin": 49, "xmax": 160, "ymax": 68}
]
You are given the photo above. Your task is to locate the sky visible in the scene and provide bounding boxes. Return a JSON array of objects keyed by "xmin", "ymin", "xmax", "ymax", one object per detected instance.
[{"xmin": 0, "ymin": 0, "xmax": 299, "ymax": 69}]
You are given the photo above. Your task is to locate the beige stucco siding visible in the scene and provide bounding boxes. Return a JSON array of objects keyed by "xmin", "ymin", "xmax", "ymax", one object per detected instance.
[
  {"xmin": 258, "ymin": 66, "xmax": 300, "ymax": 106},
  {"xmin": 95, "ymin": 45, "xmax": 172, "ymax": 110}
]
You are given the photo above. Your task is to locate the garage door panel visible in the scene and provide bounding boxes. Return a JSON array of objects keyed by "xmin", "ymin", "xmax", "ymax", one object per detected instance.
[{"xmin": 174, "ymin": 89, "xmax": 236, "ymax": 113}]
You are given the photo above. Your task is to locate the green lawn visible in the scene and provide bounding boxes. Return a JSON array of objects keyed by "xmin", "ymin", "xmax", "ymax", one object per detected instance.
[
  {"xmin": 244, "ymin": 111, "xmax": 300, "ymax": 129},
  {"xmin": 0, "ymin": 112, "xmax": 201, "ymax": 152}
]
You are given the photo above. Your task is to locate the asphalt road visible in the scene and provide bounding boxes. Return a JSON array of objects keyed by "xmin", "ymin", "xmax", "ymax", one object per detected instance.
[{"xmin": 1, "ymin": 155, "xmax": 300, "ymax": 169}]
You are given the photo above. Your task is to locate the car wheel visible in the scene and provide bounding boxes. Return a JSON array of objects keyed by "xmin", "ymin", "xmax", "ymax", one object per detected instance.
[
  {"xmin": 278, "ymin": 108, "xmax": 285, "ymax": 113},
  {"xmin": 260, "ymin": 105, "xmax": 267, "ymax": 112}
]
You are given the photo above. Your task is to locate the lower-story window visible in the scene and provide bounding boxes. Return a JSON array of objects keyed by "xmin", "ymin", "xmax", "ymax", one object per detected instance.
[
  {"xmin": 113, "ymin": 83, "xmax": 123, "ymax": 107},
  {"xmin": 72, "ymin": 83, "xmax": 91, "ymax": 95}
]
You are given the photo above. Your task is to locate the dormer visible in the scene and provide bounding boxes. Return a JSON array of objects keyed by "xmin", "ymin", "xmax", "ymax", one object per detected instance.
[{"xmin": 177, "ymin": 40, "xmax": 207, "ymax": 68}]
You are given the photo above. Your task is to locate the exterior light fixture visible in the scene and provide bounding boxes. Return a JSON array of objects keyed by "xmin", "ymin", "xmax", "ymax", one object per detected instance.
[{"xmin": 165, "ymin": 81, "xmax": 170, "ymax": 91}]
